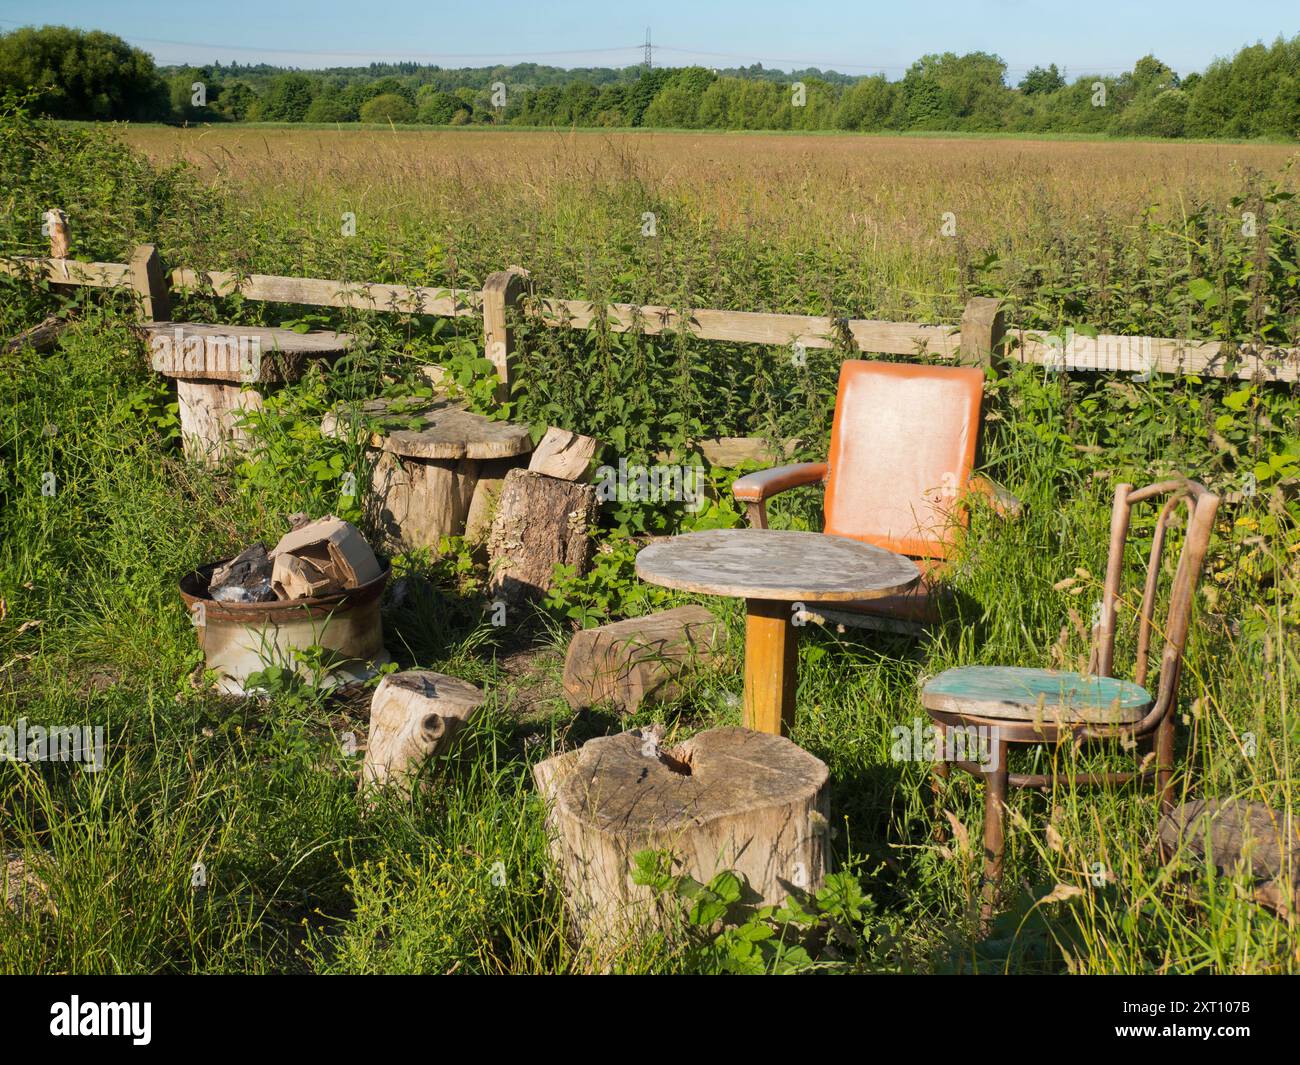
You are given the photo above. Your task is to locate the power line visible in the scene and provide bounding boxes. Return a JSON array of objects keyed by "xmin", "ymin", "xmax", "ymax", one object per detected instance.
[{"xmin": 0, "ymin": 17, "xmax": 1158, "ymax": 75}]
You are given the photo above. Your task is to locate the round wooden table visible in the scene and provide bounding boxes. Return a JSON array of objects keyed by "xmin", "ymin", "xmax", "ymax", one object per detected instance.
[{"xmin": 636, "ymin": 529, "xmax": 920, "ymax": 736}]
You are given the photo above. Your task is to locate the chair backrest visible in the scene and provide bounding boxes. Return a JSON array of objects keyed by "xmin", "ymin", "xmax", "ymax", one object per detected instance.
[
  {"xmin": 1093, "ymin": 479, "xmax": 1220, "ymax": 722},
  {"xmin": 822, "ymin": 360, "xmax": 985, "ymax": 560}
]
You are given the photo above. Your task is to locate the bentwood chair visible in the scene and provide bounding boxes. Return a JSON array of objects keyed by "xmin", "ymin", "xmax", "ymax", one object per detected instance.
[
  {"xmin": 732, "ymin": 360, "xmax": 1018, "ymax": 635},
  {"xmin": 921, "ymin": 478, "xmax": 1220, "ymax": 925}
]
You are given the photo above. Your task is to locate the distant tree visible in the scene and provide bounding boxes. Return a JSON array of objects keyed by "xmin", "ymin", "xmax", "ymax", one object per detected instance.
[
  {"xmin": 417, "ymin": 90, "xmax": 469, "ymax": 124},
  {"xmin": 556, "ymin": 81, "xmax": 600, "ymax": 124},
  {"xmin": 666, "ymin": 66, "xmax": 716, "ymax": 96},
  {"xmin": 0, "ymin": 26, "xmax": 169, "ymax": 120},
  {"xmin": 260, "ymin": 73, "xmax": 315, "ymax": 121},
  {"xmin": 642, "ymin": 85, "xmax": 700, "ymax": 127},
  {"xmin": 215, "ymin": 82, "xmax": 257, "ymax": 121},
  {"xmin": 1129, "ymin": 55, "xmax": 1179, "ymax": 93},
  {"xmin": 304, "ymin": 88, "xmax": 352, "ymax": 122},
  {"xmin": 1019, "ymin": 64, "xmax": 1065, "ymax": 95},
  {"xmin": 1114, "ymin": 88, "xmax": 1189, "ymax": 137},
  {"xmin": 1185, "ymin": 37, "xmax": 1300, "ymax": 138},
  {"xmin": 834, "ymin": 75, "xmax": 897, "ymax": 130},
  {"xmin": 627, "ymin": 68, "xmax": 672, "ymax": 125},
  {"xmin": 907, "ymin": 52, "xmax": 1011, "ymax": 129},
  {"xmin": 359, "ymin": 92, "xmax": 415, "ymax": 123}
]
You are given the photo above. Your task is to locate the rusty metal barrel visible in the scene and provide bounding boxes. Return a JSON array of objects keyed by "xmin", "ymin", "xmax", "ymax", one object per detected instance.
[{"xmin": 179, "ymin": 561, "xmax": 390, "ymax": 696}]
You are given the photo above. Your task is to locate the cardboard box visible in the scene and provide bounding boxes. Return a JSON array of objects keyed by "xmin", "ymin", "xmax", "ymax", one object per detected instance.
[{"xmin": 269, "ymin": 516, "xmax": 381, "ymax": 599}]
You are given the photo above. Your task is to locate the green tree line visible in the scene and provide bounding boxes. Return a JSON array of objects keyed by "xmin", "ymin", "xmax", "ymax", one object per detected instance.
[{"xmin": 4, "ymin": 24, "xmax": 1300, "ymax": 139}]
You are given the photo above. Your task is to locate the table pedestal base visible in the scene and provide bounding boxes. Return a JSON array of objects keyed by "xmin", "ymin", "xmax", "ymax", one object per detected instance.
[{"xmin": 744, "ymin": 598, "xmax": 797, "ymax": 736}]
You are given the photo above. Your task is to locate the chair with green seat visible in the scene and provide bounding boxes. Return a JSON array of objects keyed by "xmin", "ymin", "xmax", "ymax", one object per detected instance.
[{"xmin": 920, "ymin": 477, "xmax": 1220, "ymax": 926}]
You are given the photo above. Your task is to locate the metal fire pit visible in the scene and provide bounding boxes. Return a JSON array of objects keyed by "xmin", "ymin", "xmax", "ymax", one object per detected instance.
[{"xmin": 179, "ymin": 560, "xmax": 391, "ymax": 696}]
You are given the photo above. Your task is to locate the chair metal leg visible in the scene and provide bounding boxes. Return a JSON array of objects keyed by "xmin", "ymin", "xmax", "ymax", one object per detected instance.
[
  {"xmin": 1156, "ymin": 713, "xmax": 1175, "ymax": 813},
  {"xmin": 930, "ymin": 722, "xmax": 949, "ymax": 841},
  {"xmin": 979, "ymin": 739, "xmax": 1010, "ymax": 930}
]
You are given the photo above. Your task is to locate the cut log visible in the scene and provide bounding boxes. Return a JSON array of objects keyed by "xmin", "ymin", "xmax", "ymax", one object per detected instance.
[
  {"xmin": 361, "ymin": 671, "xmax": 486, "ymax": 796},
  {"xmin": 528, "ymin": 427, "xmax": 600, "ymax": 481},
  {"xmin": 533, "ymin": 726, "xmax": 830, "ymax": 945},
  {"xmin": 562, "ymin": 606, "xmax": 724, "ymax": 713},
  {"xmin": 464, "ymin": 456, "xmax": 522, "ymax": 543},
  {"xmin": 176, "ymin": 378, "xmax": 264, "ymax": 464},
  {"xmin": 369, "ymin": 450, "xmax": 479, "ymax": 551},
  {"xmin": 487, "ymin": 468, "xmax": 598, "ymax": 602},
  {"xmin": 1158, "ymin": 798, "xmax": 1300, "ymax": 916},
  {"xmin": 2, "ymin": 315, "xmax": 68, "ymax": 355}
]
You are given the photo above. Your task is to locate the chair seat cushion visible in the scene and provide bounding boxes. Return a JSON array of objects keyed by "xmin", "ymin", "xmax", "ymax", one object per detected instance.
[{"xmin": 921, "ymin": 666, "xmax": 1152, "ymax": 725}]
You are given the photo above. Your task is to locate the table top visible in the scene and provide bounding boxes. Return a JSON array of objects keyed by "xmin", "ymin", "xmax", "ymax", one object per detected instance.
[
  {"xmin": 144, "ymin": 322, "xmax": 352, "ymax": 382},
  {"xmin": 635, "ymin": 528, "xmax": 920, "ymax": 602},
  {"xmin": 321, "ymin": 394, "xmax": 533, "ymax": 461}
]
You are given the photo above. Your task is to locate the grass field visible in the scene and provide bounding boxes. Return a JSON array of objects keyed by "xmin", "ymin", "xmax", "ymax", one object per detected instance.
[{"xmin": 1, "ymin": 113, "xmax": 1298, "ymax": 973}]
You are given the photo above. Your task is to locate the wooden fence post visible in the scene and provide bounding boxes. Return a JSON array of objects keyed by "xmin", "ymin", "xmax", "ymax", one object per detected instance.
[
  {"xmin": 482, "ymin": 266, "xmax": 528, "ymax": 405},
  {"xmin": 44, "ymin": 209, "xmax": 70, "ymax": 259},
  {"xmin": 958, "ymin": 296, "xmax": 1005, "ymax": 369},
  {"xmin": 129, "ymin": 243, "xmax": 171, "ymax": 322}
]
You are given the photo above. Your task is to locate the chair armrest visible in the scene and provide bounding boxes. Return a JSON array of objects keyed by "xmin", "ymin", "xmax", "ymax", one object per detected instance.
[
  {"xmin": 967, "ymin": 475, "xmax": 1023, "ymax": 520},
  {"xmin": 732, "ymin": 463, "xmax": 828, "ymax": 503}
]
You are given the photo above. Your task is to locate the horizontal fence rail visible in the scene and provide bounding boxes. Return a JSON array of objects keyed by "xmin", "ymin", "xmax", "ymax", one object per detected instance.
[{"xmin": 4, "ymin": 242, "xmax": 1299, "ymax": 387}]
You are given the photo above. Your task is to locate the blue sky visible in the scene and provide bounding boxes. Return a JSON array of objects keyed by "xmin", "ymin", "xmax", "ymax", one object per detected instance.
[{"xmin": 0, "ymin": 0, "xmax": 1294, "ymax": 79}]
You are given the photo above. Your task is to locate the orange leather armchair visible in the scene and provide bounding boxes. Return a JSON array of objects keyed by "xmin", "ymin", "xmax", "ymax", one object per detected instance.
[{"xmin": 732, "ymin": 360, "xmax": 1018, "ymax": 634}]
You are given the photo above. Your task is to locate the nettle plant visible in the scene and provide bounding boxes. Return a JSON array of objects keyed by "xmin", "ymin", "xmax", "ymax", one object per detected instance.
[{"xmin": 632, "ymin": 850, "xmax": 879, "ymax": 975}]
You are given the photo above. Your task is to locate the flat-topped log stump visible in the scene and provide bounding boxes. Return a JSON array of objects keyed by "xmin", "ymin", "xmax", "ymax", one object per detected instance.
[
  {"xmin": 1158, "ymin": 798, "xmax": 1300, "ymax": 916},
  {"xmin": 562, "ymin": 606, "xmax": 724, "ymax": 713},
  {"xmin": 323, "ymin": 395, "xmax": 533, "ymax": 551},
  {"xmin": 533, "ymin": 726, "xmax": 830, "ymax": 945},
  {"xmin": 143, "ymin": 322, "xmax": 353, "ymax": 465},
  {"xmin": 487, "ymin": 468, "xmax": 597, "ymax": 602},
  {"xmin": 361, "ymin": 670, "xmax": 486, "ymax": 796}
]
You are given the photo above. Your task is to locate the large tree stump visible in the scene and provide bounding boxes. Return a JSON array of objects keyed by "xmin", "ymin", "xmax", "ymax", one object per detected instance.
[
  {"xmin": 1158, "ymin": 798, "xmax": 1300, "ymax": 916},
  {"xmin": 361, "ymin": 671, "xmax": 486, "ymax": 796},
  {"xmin": 533, "ymin": 727, "xmax": 830, "ymax": 945},
  {"xmin": 323, "ymin": 396, "xmax": 533, "ymax": 551},
  {"xmin": 488, "ymin": 468, "xmax": 597, "ymax": 602},
  {"xmin": 562, "ymin": 606, "xmax": 723, "ymax": 713}
]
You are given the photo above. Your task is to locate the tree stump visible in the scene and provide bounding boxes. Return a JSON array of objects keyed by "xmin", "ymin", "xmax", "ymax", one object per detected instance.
[
  {"xmin": 361, "ymin": 671, "xmax": 486, "ymax": 796},
  {"xmin": 145, "ymin": 323, "xmax": 352, "ymax": 465},
  {"xmin": 562, "ymin": 606, "xmax": 724, "ymax": 713},
  {"xmin": 1158, "ymin": 798, "xmax": 1300, "ymax": 917},
  {"xmin": 323, "ymin": 395, "xmax": 533, "ymax": 551},
  {"xmin": 533, "ymin": 726, "xmax": 830, "ymax": 945},
  {"xmin": 488, "ymin": 468, "xmax": 598, "ymax": 602}
]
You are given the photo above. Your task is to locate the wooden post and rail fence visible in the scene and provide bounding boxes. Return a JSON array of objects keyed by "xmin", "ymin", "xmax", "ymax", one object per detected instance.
[{"xmin": 4, "ymin": 216, "xmax": 1299, "ymax": 388}]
